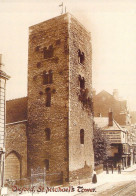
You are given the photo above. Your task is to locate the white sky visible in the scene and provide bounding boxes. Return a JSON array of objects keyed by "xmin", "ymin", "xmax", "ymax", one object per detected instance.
[{"xmin": 0, "ymin": 0, "xmax": 136, "ymax": 110}]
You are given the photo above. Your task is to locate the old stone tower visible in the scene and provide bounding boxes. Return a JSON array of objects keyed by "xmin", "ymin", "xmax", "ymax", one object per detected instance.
[{"xmin": 27, "ymin": 13, "xmax": 94, "ymax": 183}]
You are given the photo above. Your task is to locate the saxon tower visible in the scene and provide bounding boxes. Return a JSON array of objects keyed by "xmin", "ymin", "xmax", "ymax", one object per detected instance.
[{"xmin": 27, "ymin": 13, "xmax": 94, "ymax": 183}]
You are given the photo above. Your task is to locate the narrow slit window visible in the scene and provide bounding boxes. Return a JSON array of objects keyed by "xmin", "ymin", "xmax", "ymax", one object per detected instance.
[
  {"xmin": 45, "ymin": 159, "xmax": 49, "ymax": 171},
  {"xmin": 80, "ymin": 129, "xmax": 84, "ymax": 144},
  {"xmin": 80, "ymin": 77, "xmax": 85, "ymax": 89},
  {"xmin": 43, "ymin": 70, "xmax": 53, "ymax": 85},
  {"xmin": 78, "ymin": 49, "xmax": 85, "ymax": 64},
  {"xmin": 45, "ymin": 128, "xmax": 51, "ymax": 141},
  {"xmin": 46, "ymin": 88, "xmax": 51, "ymax": 107},
  {"xmin": 49, "ymin": 70, "xmax": 53, "ymax": 84},
  {"xmin": 43, "ymin": 71, "xmax": 48, "ymax": 85}
]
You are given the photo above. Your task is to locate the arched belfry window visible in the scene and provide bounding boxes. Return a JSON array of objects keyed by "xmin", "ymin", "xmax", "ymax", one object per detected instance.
[
  {"xmin": 80, "ymin": 129, "xmax": 84, "ymax": 144},
  {"xmin": 46, "ymin": 88, "xmax": 51, "ymax": 107},
  {"xmin": 45, "ymin": 128, "xmax": 51, "ymax": 141}
]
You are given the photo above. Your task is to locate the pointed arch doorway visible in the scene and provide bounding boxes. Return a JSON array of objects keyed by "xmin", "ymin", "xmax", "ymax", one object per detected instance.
[{"xmin": 5, "ymin": 151, "xmax": 21, "ymax": 180}]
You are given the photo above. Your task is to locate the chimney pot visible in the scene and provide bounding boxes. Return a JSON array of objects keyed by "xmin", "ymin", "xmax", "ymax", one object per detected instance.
[{"xmin": 109, "ymin": 111, "xmax": 113, "ymax": 126}]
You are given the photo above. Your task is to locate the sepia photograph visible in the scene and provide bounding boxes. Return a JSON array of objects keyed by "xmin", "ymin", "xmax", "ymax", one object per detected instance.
[{"xmin": 0, "ymin": 0, "xmax": 136, "ymax": 195}]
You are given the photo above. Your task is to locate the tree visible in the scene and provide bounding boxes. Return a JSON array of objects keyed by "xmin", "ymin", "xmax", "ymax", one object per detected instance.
[{"xmin": 93, "ymin": 124, "xmax": 111, "ymax": 165}]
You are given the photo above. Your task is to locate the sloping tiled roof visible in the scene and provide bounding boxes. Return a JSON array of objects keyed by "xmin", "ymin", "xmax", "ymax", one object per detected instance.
[
  {"xmin": 94, "ymin": 90, "xmax": 113, "ymax": 98},
  {"xmin": 6, "ymin": 97, "xmax": 27, "ymax": 124},
  {"xmin": 0, "ymin": 70, "xmax": 10, "ymax": 80},
  {"xmin": 94, "ymin": 117, "xmax": 108, "ymax": 128},
  {"xmin": 94, "ymin": 117, "xmax": 125, "ymax": 132}
]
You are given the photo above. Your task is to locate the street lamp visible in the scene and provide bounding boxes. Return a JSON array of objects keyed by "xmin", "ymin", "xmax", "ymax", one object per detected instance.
[{"xmin": 0, "ymin": 54, "xmax": 10, "ymax": 191}]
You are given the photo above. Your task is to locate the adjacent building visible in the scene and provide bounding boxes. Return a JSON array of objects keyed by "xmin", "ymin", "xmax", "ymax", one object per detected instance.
[
  {"xmin": 94, "ymin": 112, "xmax": 131, "ymax": 168},
  {"xmin": 93, "ymin": 89, "xmax": 131, "ymax": 126},
  {"xmin": 121, "ymin": 124, "xmax": 136, "ymax": 166},
  {"xmin": 0, "ymin": 55, "xmax": 10, "ymax": 187},
  {"xmin": 5, "ymin": 97, "xmax": 27, "ymax": 181}
]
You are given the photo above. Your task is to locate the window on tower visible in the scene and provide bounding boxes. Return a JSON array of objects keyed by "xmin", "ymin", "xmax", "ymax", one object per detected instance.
[
  {"xmin": 79, "ymin": 75, "xmax": 85, "ymax": 89},
  {"xmin": 80, "ymin": 129, "xmax": 84, "ymax": 144},
  {"xmin": 43, "ymin": 70, "xmax": 53, "ymax": 85},
  {"xmin": 43, "ymin": 71, "xmax": 48, "ymax": 84},
  {"xmin": 44, "ymin": 159, "xmax": 49, "ymax": 171},
  {"xmin": 78, "ymin": 49, "xmax": 85, "ymax": 64},
  {"xmin": 43, "ymin": 45, "xmax": 54, "ymax": 59},
  {"xmin": 45, "ymin": 128, "xmax": 51, "ymax": 141},
  {"xmin": 46, "ymin": 88, "xmax": 51, "ymax": 107},
  {"xmin": 48, "ymin": 70, "xmax": 53, "ymax": 83}
]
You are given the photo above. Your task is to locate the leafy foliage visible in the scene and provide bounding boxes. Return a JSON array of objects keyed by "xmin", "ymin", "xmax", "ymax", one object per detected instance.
[
  {"xmin": 79, "ymin": 88, "xmax": 93, "ymax": 112},
  {"xmin": 93, "ymin": 124, "xmax": 111, "ymax": 165}
]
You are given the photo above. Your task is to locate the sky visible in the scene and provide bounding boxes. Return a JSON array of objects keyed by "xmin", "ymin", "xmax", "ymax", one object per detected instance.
[{"xmin": 0, "ymin": 0, "xmax": 136, "ymax": 110}]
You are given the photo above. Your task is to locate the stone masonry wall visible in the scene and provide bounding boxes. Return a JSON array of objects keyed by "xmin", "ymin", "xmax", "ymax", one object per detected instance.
[
  {"xmin": 27, "ymin": 14, "xmax": 70, "ymax": 182},
  {"xmin": 68, "ymin": 15, "xmax": 94, "ymax": 181},
  {"xmin": 5, "ymin": 122, "xmax": 27, "ymax": 179}
]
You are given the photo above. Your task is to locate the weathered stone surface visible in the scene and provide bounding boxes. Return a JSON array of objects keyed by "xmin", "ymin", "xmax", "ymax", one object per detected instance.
[
  {"xmin": 28, "ymin": 14, "xmax": 70, "ymax": 182},
  {"xmin": 68, "ymin": 15, "xmax": 94, "ymax": 181},
  {"xmin": 27, "ymin": 13, "xmax": 94, "ymax": 183},
  {"xmin": 5, "ymin": 122, "xmax": 27, "ymax": 180},
  {"xmin": 5, "ymin": 13, "xmax": 94, "ymax": 184}
]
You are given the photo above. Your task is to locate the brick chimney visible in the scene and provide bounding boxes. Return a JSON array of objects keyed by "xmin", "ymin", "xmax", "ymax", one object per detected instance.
[{"xmin": 108, "ymin": 111, "xmax": 113, "ymax": 126}]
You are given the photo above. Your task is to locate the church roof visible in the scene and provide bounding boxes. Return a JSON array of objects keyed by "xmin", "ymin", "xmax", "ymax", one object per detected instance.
[{"xmin": 6, "ymin": 97, "xmax": 27, "ymax": 124}]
